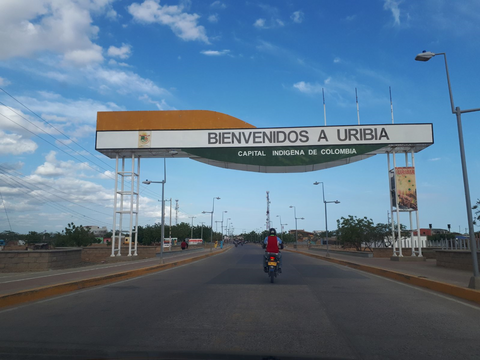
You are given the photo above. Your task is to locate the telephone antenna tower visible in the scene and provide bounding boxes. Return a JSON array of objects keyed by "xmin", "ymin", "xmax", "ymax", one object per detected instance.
[
  {"xmin": 175, "ymin": 199, "xmax": 179, "ymax": 225},
  {"xmin": 266, "ymin": 191, "xmax": 271, "ymax": 230}
]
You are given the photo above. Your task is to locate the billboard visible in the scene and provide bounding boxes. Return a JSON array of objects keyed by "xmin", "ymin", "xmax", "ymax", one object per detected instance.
[
  {"xmin": 394, "ymin": 167, "xmax": 418, "ymax": 211},
  {"xmin": 95, "ymin": 110, "xmax": 434, "ymax": 173}
]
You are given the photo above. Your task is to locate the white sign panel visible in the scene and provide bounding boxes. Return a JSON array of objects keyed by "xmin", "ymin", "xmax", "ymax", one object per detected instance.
[{"xmin": 96, "ymin": 124, "xmax": 434, "ymax": 150}]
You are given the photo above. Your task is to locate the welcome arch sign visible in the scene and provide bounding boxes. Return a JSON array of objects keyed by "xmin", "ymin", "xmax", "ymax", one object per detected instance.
[
  {"xmin": 96, "ymin": 110, "xmax": 433, "ymax": 173},
  {"xmin": 95, "ymin": 110, "xmax": 433, "ymax": 257}
]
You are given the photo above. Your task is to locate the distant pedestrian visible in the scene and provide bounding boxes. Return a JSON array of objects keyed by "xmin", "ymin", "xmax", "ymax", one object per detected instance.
[{"xmin": 181, "ymin": 239, "xmax": 188, "ymax": 250}]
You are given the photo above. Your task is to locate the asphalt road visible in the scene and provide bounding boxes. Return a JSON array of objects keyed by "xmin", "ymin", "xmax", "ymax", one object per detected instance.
[{"xmin": 1, "ymin": 244, "xmax": 479, "ymax": 360}]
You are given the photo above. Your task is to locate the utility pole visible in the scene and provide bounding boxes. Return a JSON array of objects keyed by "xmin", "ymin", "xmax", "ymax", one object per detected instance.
[
  {"xmin": 266, "ymin": 191, "xmax": 271, "ymax": 230},
  {"xmin": 175, "ymin": 200, "xmax": 179, "ymax": 225}
]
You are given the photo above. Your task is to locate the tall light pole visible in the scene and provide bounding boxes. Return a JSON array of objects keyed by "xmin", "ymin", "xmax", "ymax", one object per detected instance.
[
  {"xmin": 189, "ymin": 216, "xmax": 196, "ymax": 240},
  {"xmin": 159, "ymin": 198, "xmax": 172, "ymax": 244},
  {"xmin": 142, "ymin": 159, "xmax": 166, "ymax": 263},
  {"xmin": 221, "ymin": 210, "xmax": 228, "ymax": 242},
  {"xmin": 215, "ymin": 221, "xmax": 222, "ymax": 233},
  {"xmin": 225, "ymin": 218, "xmax": 231, "ymax": 239},
  {"xmin": 314, "ymin": 182, "xmax": 340, "ymax": 257},
  {"xmin": 289, "ymin": 206, "xmax": 304, "ymax": 248},
  {"xmin": 276, "ymin": 215, "xmax": 282, "ymax": 240},
  {"xmin": 415, "ymin": 51, "xmax": 480, "ymax": 288},
  {"xmin": 203, "ymin": 196, "xmax": 220, "ymax": 250},
  {"xmin": 200, "ymin": 222, "xmax": 205, "ymax": 241}
]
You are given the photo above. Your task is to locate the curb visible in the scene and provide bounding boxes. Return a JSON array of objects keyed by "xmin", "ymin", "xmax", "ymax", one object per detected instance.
[
  {"xmin": 0, "ymin": 248, "xmax": 230, "ymax": 309},
  {"xmin": 286, "ymin": 249, "xmax": 480, "ymax": 305}
]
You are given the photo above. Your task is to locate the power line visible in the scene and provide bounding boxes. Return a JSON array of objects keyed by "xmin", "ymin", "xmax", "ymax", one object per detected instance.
[
  {"xmin": 0, "ymin": 87, "xmax": 114, "ymax": 170},
  {"xmin": 0, "ymin": 106, "xmax": 160, "ymax": 200},
  {"xmin": 0, "ymin": 191, "xmax": 12, "ymax": 231},
  {"xmin": 0, "ymin": 166, "xmax": 112, "ymax": 218},
  {"xmin": 0, "ymin": 172, "xmax": 111, "ymax": 227}
]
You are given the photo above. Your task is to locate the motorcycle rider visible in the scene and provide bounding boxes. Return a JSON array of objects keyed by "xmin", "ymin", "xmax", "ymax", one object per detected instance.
[{"xmin": 263, "ymin": 228, "xmax": 283, "ymax": 273}]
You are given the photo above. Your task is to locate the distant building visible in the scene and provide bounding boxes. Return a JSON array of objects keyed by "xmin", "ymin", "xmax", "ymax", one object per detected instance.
[
  {"xmin": 85, "ymin": 226, "xmax": 108, "ymax": 237},
  {"xmin": 288, "ymin": 229, "xmax": 315, "ymax": 241},
  {"xmin": 413, "ymin": 228, "xmax": 450, "ymax": 236}
]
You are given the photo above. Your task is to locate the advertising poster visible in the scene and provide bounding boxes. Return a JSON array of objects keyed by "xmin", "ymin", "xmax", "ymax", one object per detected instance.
[{"xmin": 394, "ymin": 167, "xmax": 418, "ymax": 211}]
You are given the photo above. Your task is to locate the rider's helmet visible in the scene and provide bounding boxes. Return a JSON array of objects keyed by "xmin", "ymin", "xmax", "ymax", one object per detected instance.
[{"xmin": 269, "ymin": 228, "xmax": 276, "ymax": 236}]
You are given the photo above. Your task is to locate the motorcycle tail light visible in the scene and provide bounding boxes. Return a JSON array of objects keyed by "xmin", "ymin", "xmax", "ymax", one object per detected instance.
[{"xmin": 270, "ymin": 256, "xmax": 275, "ymax": 261}]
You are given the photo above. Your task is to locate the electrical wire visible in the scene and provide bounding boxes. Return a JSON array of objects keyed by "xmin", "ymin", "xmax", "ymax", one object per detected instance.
[
  {"xmin": 0, "ymin": 166, "xmax": 112, "ymax": 218},
  {"xmin": 0, "ymin": 87, "xmax": 114, "ymax": 170},
  {"xmin": 0, "ymin": 173, "xmax": 112, "ymax": 227},
  {"xmin": 0, "ymin": 190, "xmax": 13, "ymax": 231},
  {"xmin": 0, "ymin": 106, "xmax": 161, "ymax": 199}
]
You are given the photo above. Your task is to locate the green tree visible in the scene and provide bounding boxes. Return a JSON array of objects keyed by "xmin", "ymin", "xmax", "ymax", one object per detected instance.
[
  {"xmin": 336, "ymin": 215, "xmax": 376, "ymax": 251},
  {"xmin": 55, "ymin": 223, "xmax": 96, "ymax": 247},
  {"xmin": 473, "ymin": 199, "xmax": 480, "ymax": 226},
  {"xmin": 0, "ymin": 230, "xmax": 19, "ymax": 242},
  {"xmin": 25, "ymin": 231, "xmax": 43, "ymax": 244}
]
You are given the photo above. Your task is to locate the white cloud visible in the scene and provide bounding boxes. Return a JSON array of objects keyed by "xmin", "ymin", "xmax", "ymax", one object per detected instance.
[
  {"xmin": 0, "ymin": 130, "xmax": 37, "ymax": 155},
  {"xmin": 89, "ymin": 67, "xmax": 170, "ymax": 96},
  {"xmin": 139, "ymin": 94, "xmax": 175, "ymax": 110},
  {"xmin": 0, "ymin": 105, "xmax": 55, "ymax": 137},
  {"xmin": 106, "ymin": 8, "xmax": 118, "ymax": 20},
  {"xmin": 99, "ymin": 170, "xmax": 115, "ymax": 179},
  {"xmin": 293, "ymin": 81, "xmax": 323, "ymax": 95},
  {"xmin": 291, "ymin": 11, "xmax": 304, "ymax": 24},
  {"xmin": 108, "ymin": 59, "xmax": 131, "ymax": 67},
  {"xmin": 200, "ymin": 49, "xmax": 230, "ymax": 56},
  {"xmin": 0, "ymin": 0, "xmax": 114, "ymax": 66},
  {"xmin": 208, "ymin": 14, "xmax": 218, "ymax": 23},
  {"xmin": 0, "ymin": 77, "xmax": 11, "ymax": 86},
  {"xmin": 13, "ymin": 94, "xmax": 123, "ymax": 126},
  {"xmin": 128, "ymin": 0, "xmax": 209, "ymax": 43},
  {"xmin": 63, "ymin": 45, "xmax": 104, "ymax": 66},
  {"xmin": 210, "ymin": 1, "xmax": 226, "ymax": 9},
  {"xmin": 333, "ymin": 58, "xmax": 341, "ymax": 63},
  {"xmin": 107, "ymin": 44, "xmax": 132, "ymax": 59},
  {"xmin": 254, "ymin": 18, "xmax": 266, "ymax": 28},
  {"xmin": 384, "ymin": 0, "xmax": 401, "ymax": 25},
  {"xmin": 34, "ymin": 151, "xmax": 90, "ymax": 177}
]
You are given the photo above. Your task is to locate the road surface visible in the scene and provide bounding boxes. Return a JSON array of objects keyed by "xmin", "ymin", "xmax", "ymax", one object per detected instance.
[{"xmin": 0, "ymin": 244, "xmax": 479, "ymax": 359}]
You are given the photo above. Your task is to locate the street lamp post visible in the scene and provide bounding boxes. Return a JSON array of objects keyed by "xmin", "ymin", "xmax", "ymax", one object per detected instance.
[
  {"xmin": 202, "ymin": 197, "xmax": 220, "ymax": 250},
  {"xmin": 415, "ymin": 51, "xmax": 480, "ymax": 288},
  {"xmin": 225, "ymin": 218, "xmax": 231, "ymax": 239},
  {"xmin": 221, "ymin": 210, "xmax": 228, "ymax": 243},
  {"xmin": 142, "ymin": 159, "xmax": 167, "ymax": 263},
  {"xmin": 314, "ymin": 181, "xmax": 340, "ymax": 258},
  {"xmin": 289, "ymin": 206, "xmax": 304, "ymax": 248},
  {"xmin": 200, "ymin": 222, "xmax": 205, "ymax": 242},
  {"xmin": 189, "ymin": 216, "xmax": 196, "ymax": 240},
  {"xmin": 276, "ymin": 215, "xmax": 283, "ymax": 241}
]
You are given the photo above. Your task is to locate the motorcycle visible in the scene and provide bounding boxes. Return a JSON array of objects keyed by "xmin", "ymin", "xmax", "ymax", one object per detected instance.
[{"xmin": 265, "ymin": 253, "xmax": 280, "ymax": 283}]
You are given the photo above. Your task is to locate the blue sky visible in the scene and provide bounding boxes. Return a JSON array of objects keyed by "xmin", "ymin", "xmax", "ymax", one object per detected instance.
[{"xmin": 1, "ymin": 0, "xmax": 480, "ymax": 236}]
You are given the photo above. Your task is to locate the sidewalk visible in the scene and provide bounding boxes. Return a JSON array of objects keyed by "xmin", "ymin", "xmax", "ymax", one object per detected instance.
[
  {"xmin": 286, "ymin": 247, "xmax": 480, "ymax": 305},
  {"xmin": 0, "ymin": 246, "xmax": 225, "ymax": 296}
]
